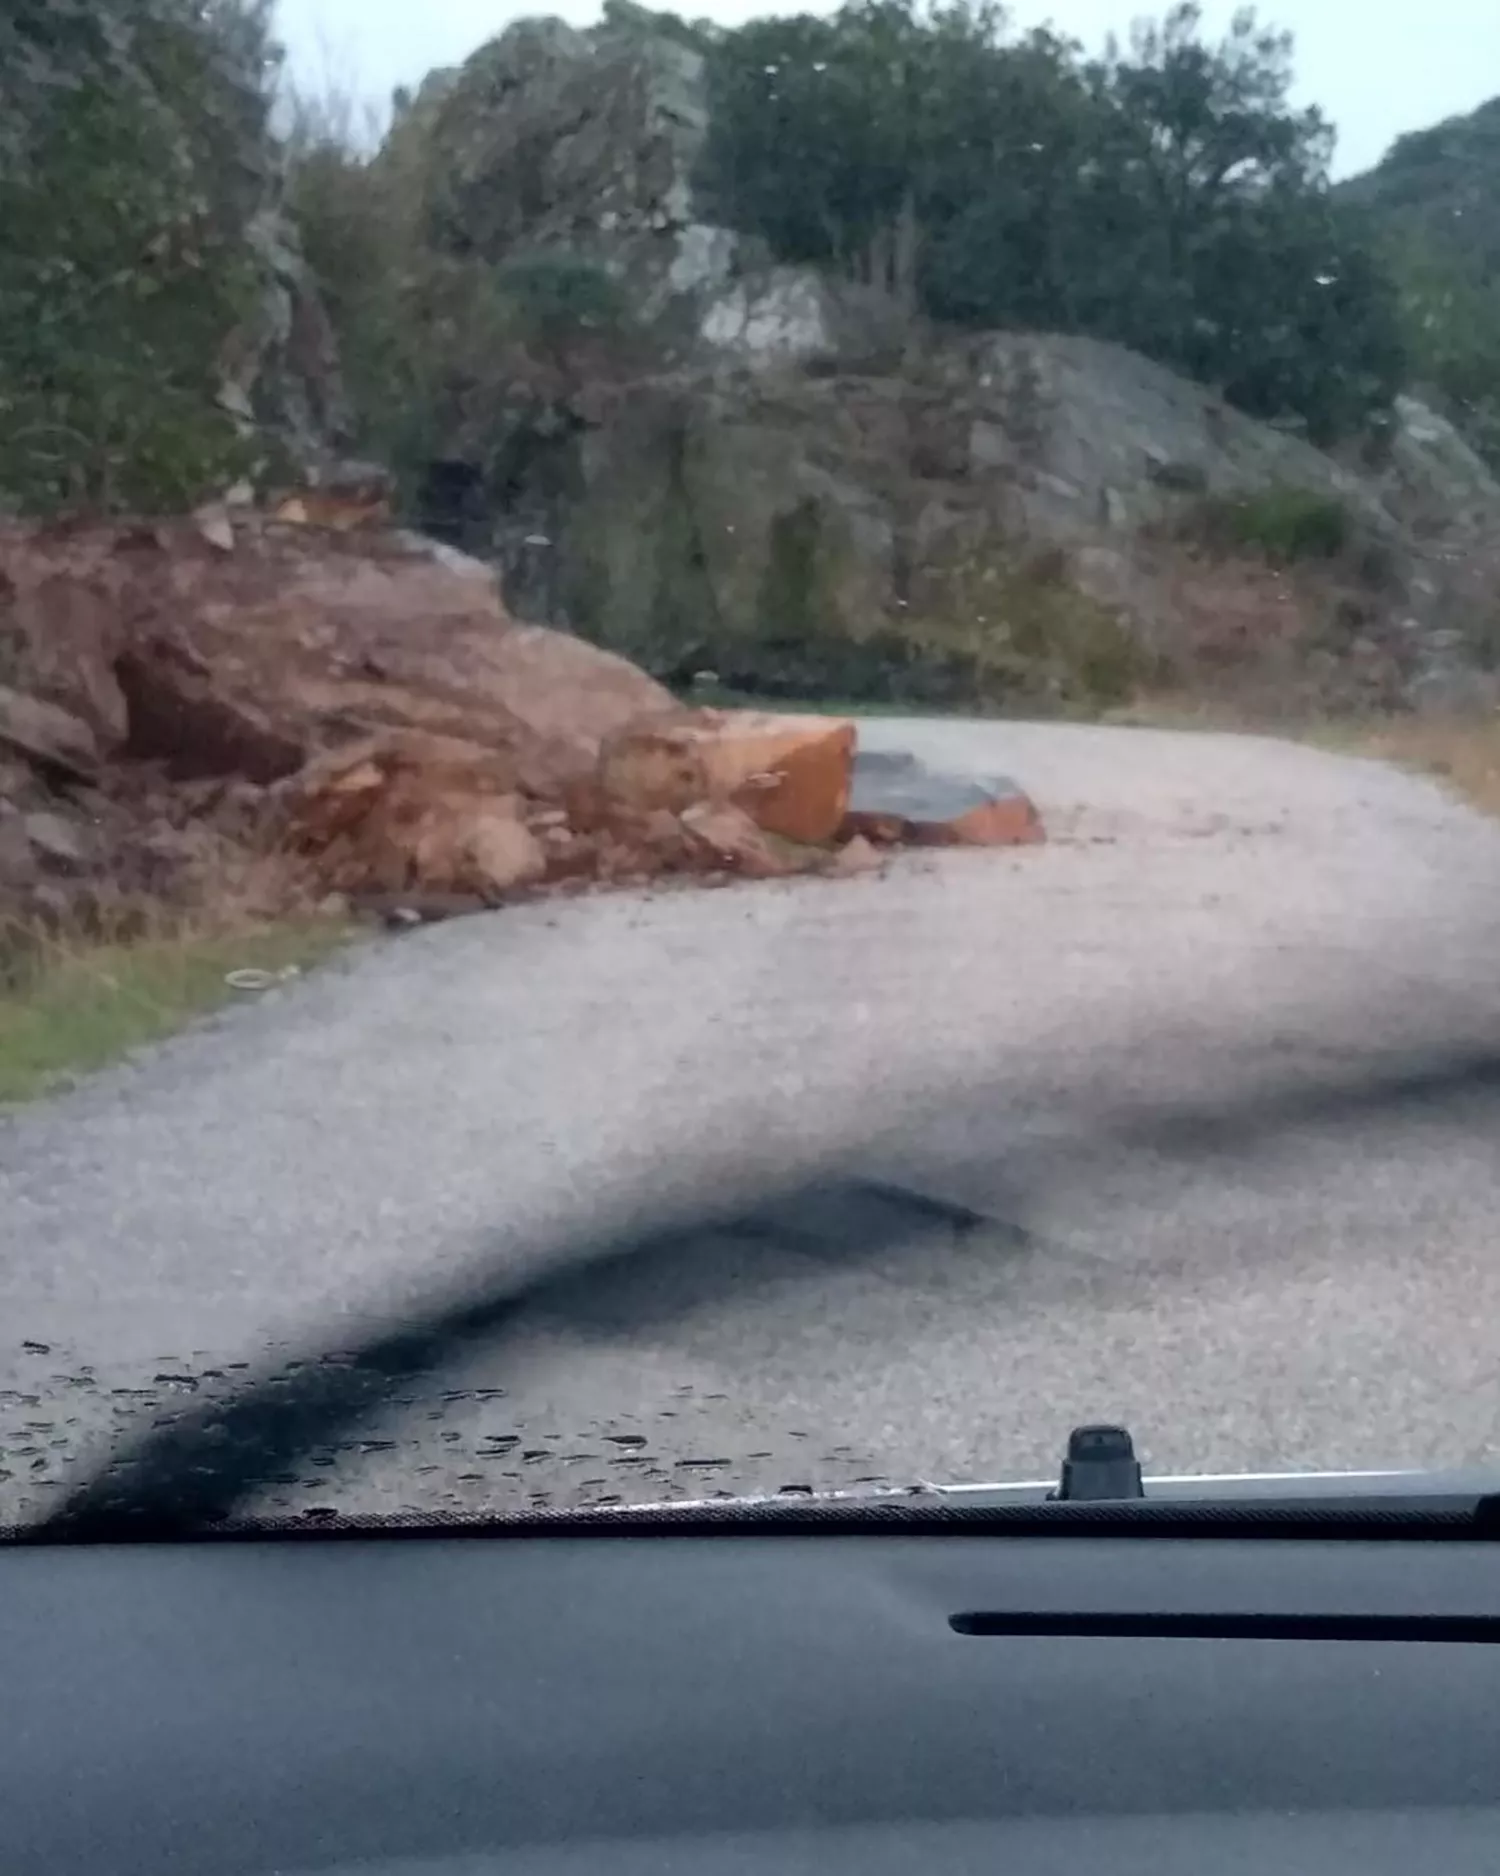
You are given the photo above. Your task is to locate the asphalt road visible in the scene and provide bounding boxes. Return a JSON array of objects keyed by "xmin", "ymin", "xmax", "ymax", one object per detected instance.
[{"xmin": 4, "ymin": 717, "xmax": 1500, "ymax": 1526}]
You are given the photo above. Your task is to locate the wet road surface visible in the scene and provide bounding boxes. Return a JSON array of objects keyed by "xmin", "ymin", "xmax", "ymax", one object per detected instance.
[{"xmin": 4, "ymin": 718, "xmax": 1500, "ymax": 1525}]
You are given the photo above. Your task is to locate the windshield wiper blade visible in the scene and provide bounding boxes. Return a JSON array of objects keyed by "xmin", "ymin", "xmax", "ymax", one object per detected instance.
[
  {"xmin": 9, "ymin": 1176, "xmax": 983, "ymax": 1542},
  {"xmin": 14, "ymin": 1398, "xmax": 1500, "ymax": 1547}
]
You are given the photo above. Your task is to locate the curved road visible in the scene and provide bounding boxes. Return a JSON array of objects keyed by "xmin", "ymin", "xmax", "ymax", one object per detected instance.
[{"xmin": 4, "ymin": 718, "xmax": 1500, "ymax": 1524}]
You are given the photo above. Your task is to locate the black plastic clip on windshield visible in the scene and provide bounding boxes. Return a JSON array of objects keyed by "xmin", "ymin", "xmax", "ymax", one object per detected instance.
[{"xmin": 1051, "ymin": 1425, "xmax": 1146, "ymax": 1501}]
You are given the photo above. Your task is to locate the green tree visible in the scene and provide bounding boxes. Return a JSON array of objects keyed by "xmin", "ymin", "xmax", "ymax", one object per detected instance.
[
  {"xmin": 0, "ymin": 0, "xmax": 280, "ymax": 512},
  {"xmin": 1071, "ymin": 5, "xmax": 1404, "ymax": 436},
  {"xmin": 1387, "ymin": 236, "xmax": 1500, "ymax": 464},
  {"xmin": 700, "ymin": 0, "xmax": 1024, "ymax": 316},
  {"xmin": 1347, "ymin": 99, "xmax": 1500, "ymax": 285},
  {"xmin": 919, "ymin": 29, "xmax": 1112, "ymax": 330},
  {"xmin": 287, "ymin": 82, "xmax": 637, "ymax": 500},
  {"xmin": 1343, "ymin": 98, "xmax": 1500, "ymax": 462},
  {"xmin": 701, "ymin": 0, "xmax": 1406, "ymax": 440},
  {"xmin": 1186, "ymin": 190, "xmax": 1407, "ymax": 442},
  {"xmin": 1086, "ymin": 5, "xmax": 1331, "ymax": 344}
]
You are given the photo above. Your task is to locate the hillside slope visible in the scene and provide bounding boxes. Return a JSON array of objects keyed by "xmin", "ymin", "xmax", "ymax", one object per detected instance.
[
  {"xmin": 290, "ymin": 12, "xmax": 1500, "ymax": 717},
  {"xmin": 1343, "ymin": 96, "xmax": 1500, "ymax": 280},
  {"xmin": 1341, "ymin": 94, "xmax": 1500, "ymax": 468},
  {"xmin": 0, "ymin": 0, "xmax": 348, "ymax": 516}
]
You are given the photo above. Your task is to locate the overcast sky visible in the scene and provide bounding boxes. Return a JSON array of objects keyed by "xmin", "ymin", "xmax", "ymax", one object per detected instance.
[{"xmin": 276, "ymin": 0, "xmax": 1498, "ymax": 179}]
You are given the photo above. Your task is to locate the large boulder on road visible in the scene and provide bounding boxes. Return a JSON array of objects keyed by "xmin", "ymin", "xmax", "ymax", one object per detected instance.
[
  {"xmin": 842, "ymin": 749, "xmax": 1045, "ymax": 848},
  {"xmin": 597, "ymin": 710, "xmax": 856, "ymax": 844},
  {"xmin": 0, "ymin": 515, "xmax": 683, "ymax": 919},
  {"xmin": 0, "ymin": 517, "xmax": 673, "ymax": 788},
  {"xmin": 0, "ymin": 513, "xmax": 889, "ymax": 922}
]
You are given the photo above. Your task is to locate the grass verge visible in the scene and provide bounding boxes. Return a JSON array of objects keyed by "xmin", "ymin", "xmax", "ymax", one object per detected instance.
[
  {"xmin": 1110, "ymin": 694, "xmax": 1500, "ymax": 819},
  {"xmin": 678, "ymin": 686, "xmax": 922, "ymax": 718},
  {"xmin": 0, "ymin": 916, "xmax": 352, "ymax": 1106},
  {"xmin": 1328, "ymin": 715, "xmax": 1500, "ymax": 819}
]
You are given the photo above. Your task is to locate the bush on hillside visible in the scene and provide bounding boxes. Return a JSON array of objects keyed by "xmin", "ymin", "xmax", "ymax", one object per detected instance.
[
  {"xmin": 700, "ymin": 1, "xmax": 1407, "ymax": 443},
  {"xmin": 0, "ymin": 0, "xmax": 280, "ymax": 513},
  {"xmin": 1185, "ymin": 486, "xmax": 1356, "ymax": 565}
]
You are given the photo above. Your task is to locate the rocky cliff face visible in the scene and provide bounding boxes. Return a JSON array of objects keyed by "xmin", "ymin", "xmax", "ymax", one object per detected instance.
[
  {"xmin": 381, "ymin": 12, "xmax": 1500, "ymax": 716},
  {"xmin": 388, "ymin": 7, "xmax": 905, "ymax": 371}
]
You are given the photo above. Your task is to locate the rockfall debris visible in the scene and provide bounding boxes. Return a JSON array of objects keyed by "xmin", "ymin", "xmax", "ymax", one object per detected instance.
[{"xmin": 0, "ymin": 514, "xmax": 1043, "ymax": 944}]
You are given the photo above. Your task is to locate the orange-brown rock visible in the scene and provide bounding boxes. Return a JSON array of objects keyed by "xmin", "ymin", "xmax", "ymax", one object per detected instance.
[
  {"xmin": 3, "ymin": 512, "xmax": 1030, "ymax": 925},
  {"xmin": 0, "ymin": 517, "xmax": 674, "ymax": 790},
  {"xmin": 0, "ymin": 535, "xmax": 134, "ymax": 746},
  {"xmin": 706, "ymin": 712, "xmax": 857, "ymax": 842},
  {"xmin": 0, "ymin": 515, "xmax": 696, "ymax": 916},
  {"xmin": 906, "ymin": 792, "xmax": 1045, "ymax": 847},
  {"xmin": 679, "ymin": 803, "xmax": 799, "ymax": 879},
  {"xmin": 842, "ymin": 750, "xmax": 1045, "ymax": 849},
  {"xmin": 826, "ymin": 833, "xmax": 885, "ymax": 877},
  {"xmin": 597, "ymin": 709, "xmax": 855, "ymax": 843},
  {"xmin": 114, "ymin": 638, "xmax": 306, "ymax": 784},
  {"xmin": 271, "ymin": 489, "xmax": 392, "ymax": 532},
  {"xmin": 842, "ymin": 794, "xmax": 1044, "ymax": 847},
  {"xmin": 595, "ymin": 720, "xmax": 709, "ymax": 816},
  {"xmin": 273, "ymin": 731, "xmax": 545, "ymax": 901},
  {"xmin": 269, "ymin": 461, "xmax": 395, "ymax": 534}
]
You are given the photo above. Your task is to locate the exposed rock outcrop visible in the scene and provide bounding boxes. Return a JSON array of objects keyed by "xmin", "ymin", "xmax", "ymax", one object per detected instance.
[
  {"xmin": 217, "ymin": 200, "xmax": 356, "ymax": 470},
  {"xmin": 386, "ymin": 9, "xmax": 893, "ymax": 369},
  {"xmin": 397, "ymin": 13, "xmax": 719, "ymax": 319},
  {"xmin": 458, "ymin": 333, "xmax": 1500, "ymax": 717},
  {"xmin": 373, "ymin": 11, "xmax": 1500, "ymax": 718}
]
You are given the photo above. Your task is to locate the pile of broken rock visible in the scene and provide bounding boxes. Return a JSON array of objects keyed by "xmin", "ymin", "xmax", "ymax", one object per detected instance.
[{"xmin": 0, "ymin": 512, "xmax": 1042, "ymax": 942}]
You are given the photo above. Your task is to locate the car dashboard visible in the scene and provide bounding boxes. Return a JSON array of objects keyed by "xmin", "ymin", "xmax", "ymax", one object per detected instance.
[{"xmin": 5, "ymin": 1490, "xmax": 1500, "ymax": 1875}]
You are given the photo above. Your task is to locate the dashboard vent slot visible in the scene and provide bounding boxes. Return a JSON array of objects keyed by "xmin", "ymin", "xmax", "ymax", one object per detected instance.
[{"xmin": 950, "ymin": 1612, "xmax": 1500, "ymax": 1643}]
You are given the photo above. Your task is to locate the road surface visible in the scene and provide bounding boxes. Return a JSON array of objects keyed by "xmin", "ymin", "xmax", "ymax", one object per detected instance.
[{"xmin": 4, "ymin": 717, "xmax": 1500, "ymax": 1525}]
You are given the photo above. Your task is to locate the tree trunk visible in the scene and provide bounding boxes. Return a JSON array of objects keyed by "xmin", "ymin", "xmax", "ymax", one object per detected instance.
[
  {"xmin": 893, "ymin": 182, "xmax": 920, "ymax": 320},
  {"xmin": 865, "ymin": 224, "xmax": 892, "ymax": 292}
]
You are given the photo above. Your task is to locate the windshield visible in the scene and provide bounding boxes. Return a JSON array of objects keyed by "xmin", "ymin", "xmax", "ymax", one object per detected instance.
[{"xmin": 3, "ymin": 0, "xmax": 1499, "ymax": 1534}]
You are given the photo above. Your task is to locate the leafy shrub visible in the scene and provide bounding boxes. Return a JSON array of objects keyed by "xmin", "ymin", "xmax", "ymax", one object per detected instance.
[
  {"xmin": 1188, "ymin": 485, "xmax": 1355, "ymax": 565},
  {"xmin": 492, "ymin": 254, "xmax": 631, "ymax": 352},
  {"xmin": 920, "ymin": 556, "xmax": 1150, "ymax": 710},
  {"xmin": 701, "ymin": 0, "xmax": 1407, "ymax": 442},
  {"xmin": 0, "ymin": 0, "xmax": 279, "ymax": 513}
]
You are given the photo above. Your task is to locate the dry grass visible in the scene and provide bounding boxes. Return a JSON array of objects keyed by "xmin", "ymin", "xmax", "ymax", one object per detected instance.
[
  {"xmin": 1103, "ymin": 693, "xmax": 1282, "ymax": 735},
  {"xmin": 1327, "ymin": 715, "xmax": 1500, "ymax": 819},
  {"xmin": 0, "ymin": 910, "xmax": 352, "ymax": 1106},
  {"xmin": 1110, "ymin": 692, "xmax": 1500, "ymax": 820}
]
